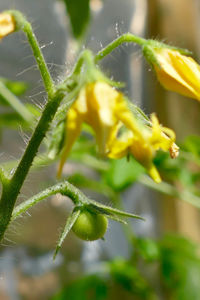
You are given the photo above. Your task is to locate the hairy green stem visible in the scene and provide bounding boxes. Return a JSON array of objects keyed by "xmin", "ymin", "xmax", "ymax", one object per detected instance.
[
  {"xmin": 95, "ymin": 33, "xmax": 147, "ymax": 62},
  {"xmin": 8, "ymin": 10, "xmax": 55, "ymax": 97},
  {"xmin": 12, "ymin": 180, "xmax": 89, "ymax": 220},
  {"xmin": 23, "ymin": 22, "xmax": 55, "ymax": 97},
  {"xmin": 0, "ymin": 10, "xmax": 62, "ymax": 241},
  {"xmin": 0, "ymin": 91, "xmax": 64, "ymax": 240}
]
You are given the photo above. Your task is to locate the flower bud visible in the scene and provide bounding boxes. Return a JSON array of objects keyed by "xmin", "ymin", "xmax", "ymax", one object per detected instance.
[
  {"xmin": 143, "ymin": 42, "xmax": 200, "ymax": 102},
  {"xmin": 0, "ymin": 13, "xmax": 15, "ymax": 39}
]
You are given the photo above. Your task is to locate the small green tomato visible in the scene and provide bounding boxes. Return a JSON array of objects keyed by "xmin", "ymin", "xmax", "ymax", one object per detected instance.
[{"xmin": 72, "ymin": 210, "xmax": 108, "ymax": 241}]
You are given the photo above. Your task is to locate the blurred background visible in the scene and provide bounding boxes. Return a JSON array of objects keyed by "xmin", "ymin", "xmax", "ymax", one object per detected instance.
[{"xmin": 0, "ymin": 0, "xmax": 200, "ymax": 299}]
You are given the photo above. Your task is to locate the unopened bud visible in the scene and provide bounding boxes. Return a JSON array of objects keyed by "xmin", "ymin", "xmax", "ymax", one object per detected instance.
[{"xmin": 0, "ymin": 13, "xmax": 15, "ymax": 39}]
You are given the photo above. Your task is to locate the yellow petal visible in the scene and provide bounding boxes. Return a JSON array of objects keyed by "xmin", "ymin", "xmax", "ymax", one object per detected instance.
[
  {"xmin": 129, "ymin": 137, "xmax": 153, "ymax": 167},
  {"xmin": 107, "ymin": 130, "xmax": 133, "ymax": 159},
  {"xmin": 154, "ymin": 48, "xmax": 200, "ymax": 101},
  {"xmin": 149, "ymin": 113, "xmax": 175, "ymax": 151},
  {"xmin": 87, "ymin": 82, "xmax": 118, "ymax": 126},
  {"xmin": 57, "ymin": 107, "xmax": 83, "ymax": 178},
  {"xmin": 107, "ymin": 112, "xmax": 177, "ymax": 183},
  {"xmin": 147, "ymin": 164, "xmax": 162, "ymax": 183},
  {"xmin": 114, "ymin": 95, "xmax": 143, "ymax": 136},
  {"xmin": 85, "ymin": 82, "xmax": 119, "ymax": 154},
  {"xmin": 0, "ymin": 13, "xmax": 15, "ymax": 39}
]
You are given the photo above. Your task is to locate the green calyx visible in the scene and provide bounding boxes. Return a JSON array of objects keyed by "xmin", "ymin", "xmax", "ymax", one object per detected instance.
[{"xmin": 142, "ymin": 39, "xmax": 192, "ymax": 69}]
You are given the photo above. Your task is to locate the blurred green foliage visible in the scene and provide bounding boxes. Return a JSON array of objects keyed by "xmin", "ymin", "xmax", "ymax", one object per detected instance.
[
  {"xmin": 154, "ymin": 136, "xmax": 200, "ymax": 197},
  {"xmin": 0, "ymin": 77, "xmax": 28, "ymax": 106},
  {"xmin": 159, "ymin": 235, "xmax": 200, "ymax": 300},
  {"xmin": 53, "ymin": 275, "xmax": 108, "ymax": 300},
  {"xmin": 182, "ymin": 135, "xmax": 200, "ymax": 159},
  {"xmin": 62, "ymin": 0, "xmax": 90, "ymax": 38},
  {"xmin": 52, "ymin": 234, "xmax": 200, "ymax": 300},
  {"xmin": 103, "ymin": 157, "xmax": 145, "ymax": 192}
]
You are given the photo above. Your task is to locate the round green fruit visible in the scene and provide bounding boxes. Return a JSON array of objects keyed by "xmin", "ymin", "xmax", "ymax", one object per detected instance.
[{"xmin": 72, "ymin": 210, "xmax": 108, "ymax": 241}]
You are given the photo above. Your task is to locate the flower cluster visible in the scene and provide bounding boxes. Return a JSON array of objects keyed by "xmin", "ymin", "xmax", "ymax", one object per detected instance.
[
  {"xmin": 57, "ymin": 81, "xmax": 139, "ymax": 177},
  {"xmin": 58, "ymin": 81, "xmax": 178, "ymax": 182}
]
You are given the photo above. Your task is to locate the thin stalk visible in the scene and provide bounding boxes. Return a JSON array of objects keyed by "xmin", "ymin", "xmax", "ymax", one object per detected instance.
[
  {"xmin": 12, "ymin": 180, "xmax": 89, "ymax": 220},
  {"xmin": 95, "ymin": 33, "xmax": 147, "ymax": 62},
  {"xmin": 23, "ymin": 22, "xmax": 55, "ymax": 97},
  {"xmin": 0, "ymin": 81, "xmax": 33, "ymax": 122},
  {"xmin": 138, "ymin": 175, "xmax": 200, "ymax": 208},
  {"xmin": 59, "ymin": 50, "xmax": 95, "ymax": 91},
  {"xmin": 8, "ymin": 10, "xmax": 55, "ymax": 97},
  {"xmin": 138, "ymin": 175, "xmax": 177, "ymax": 196}
]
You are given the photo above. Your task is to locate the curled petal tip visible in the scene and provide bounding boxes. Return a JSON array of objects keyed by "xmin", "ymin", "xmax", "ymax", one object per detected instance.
[{"xmin": 169, "ymin": 143, "xmax": 179, "ymax": 159}]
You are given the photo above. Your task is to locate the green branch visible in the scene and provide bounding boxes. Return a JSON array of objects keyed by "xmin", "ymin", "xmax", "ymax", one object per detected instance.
[
  {"xmin": 12, "ymin": 180, "xmax": 89, "ymax": 220},
  {"xmin": 95, "ymin": 33, "xmax": 147, "ymax": 62},
  {"xmin": 8, "ymin": 10, "xmax": 55, "ymax": 97},
  {"xmin": 11, "ymin": 179, "xmax": 143, "ymax": 258},
  {"xmin": 0, "ymin": 91, "xmax": 64, "ymax": 240}
]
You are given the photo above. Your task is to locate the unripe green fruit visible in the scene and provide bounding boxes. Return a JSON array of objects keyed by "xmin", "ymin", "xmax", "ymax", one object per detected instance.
[{"xmin": 72, "ymin": 210, "xmax": 108, "ymax": 241}]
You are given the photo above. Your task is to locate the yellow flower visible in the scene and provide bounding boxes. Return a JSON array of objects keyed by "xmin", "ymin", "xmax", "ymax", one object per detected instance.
[
  {"xmin": 57, "ymin": 81, "xmax": 136, "ymax": 177},
  {"xmin": 153, "ymin": 48, "xmax": 200, "ymax": 101},
  {"xmin": 107, "ymin": 113, "xmax": 178, "ymax": 183},
  {"xmin": 0, "ymin": 13, "xmax": 15, "ymax": 39}
]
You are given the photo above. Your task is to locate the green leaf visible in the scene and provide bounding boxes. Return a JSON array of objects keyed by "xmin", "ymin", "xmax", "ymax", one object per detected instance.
[
  {"xmin": 182, "ymin": 135, "xmax": 200, "ymax": 158},
  {"xmin": 52, "ymin": 275, "xmax": 108, "ymax": 300},
  {"xmin": 103, "ymin": 213, "xmax": 127, "ymax": 225},
  {"xmin": 160, "ymin": 234, "xmax": 200, "ymax": 300},
  {"xmin": 0, "ymin": 77, "xmax": 28, "ymax": 106},
  {"xmin": 62, "ymin": 0, "xmax": 90, "ymax": 38},
  {"xmin": 108, "ymin": 258, "xmax": 156, "ymax": 299},
  {"xmin": 54, "ymin": 208, "xmax": 81, "ymax": 259},
  {"xmin": 87, "ymin": 201, "xmax": 145, "ymax": 221},
  {"xmin": 0, "ymin": 81, "xmax": 33, "ymax": 122},
  {"xmin": 26, "ymin": 103, "xmax": 41, "ymax": 118},
  {"xmin": 0, "ymin": 112, "xmax": 28, "ymax": 129},
  {"xmin": 104, "ymin": 157, "xmax": 145, "ymax": 192},
  {"xmin": 0, "ymin": 103, "xmax": 39, "ymax": 130},
  {"xmin": 153, "ymin": 150, "xmax": 182, "ymax": 181},
  {"xmin": 136, "ymin": 238, "xmax": 160, "ymax": 262}
]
